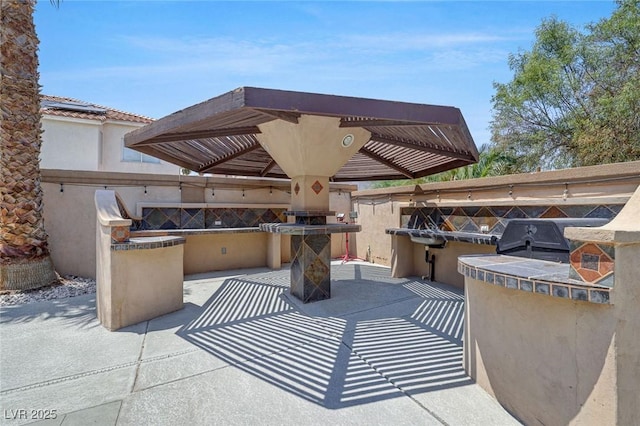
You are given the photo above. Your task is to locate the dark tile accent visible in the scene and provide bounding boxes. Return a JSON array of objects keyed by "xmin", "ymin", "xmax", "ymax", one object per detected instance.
[
  {"xmin": 535, "ymin": 282, "xmax": 550, "ymax": 295},
  {"xmin": 598, "ymin": 243, "xmax": 616, "ymax": 260},
  {"xmin": 506, "ymin": 277, "xmax": 518, "ymax": 289},
  {"xmin": 521, "ymin": 206, "xmax": 550, "ymax": 218},
  {"xmin": 504, "ymin": 207, "xmax": 527, "ymax": 219},
  {"xmin": 461, "ymin": 206, "xmax": 482, "ymax": 217},
  {"xmin": 290, "ymin": 234, "xmax": 331, "ymax": 303},
  {"xmin": 589, "ymin": 290, "xmax": 610, "ymax": 304},
  {"xmin": 495, "ymin": 274, "xmax": 505, "ymax": 286},
  {"xmin": 552, "ymin": 285, "xmax": 569, "ymax": 298},
  {"xmin": 585, "ymin": 205, "xmax": 616, "ymax": 219},
  {"xmin": 447, "ymin": 214, "xmax": 470, "ymax": 232},
  {"xmin": 608, "ymin": 204, "xmax": 624, "ymax": 214},
  {"xmin": 181, "ymin": 208, "xmax": 204, "ymax": 229},
  {"xmin": 491, "ymin": 221, "xmax": 506, "ymax": 234},
  {"xmin": 520, "ymin": 280, "xmax": 533, "ymax": 292},
  {"xmin": 571, "ymin": 288, "xmax": 589, "ymax": 301},
  {"xmin": 596, "ymin": 273, "xmax": 615, "ymax": 288},
  {"xmin": 477, "ymin": 270, "xmax": 485, "ymax": 281},
  {"xmin": 561, "ymin": 205, "xmax": 594, "ymax": 218},
  {"xmin": 488, "ymin": 206, "xmax": 512, "ymax": 218},
  {"xmin": 486, "ymin": 272, "xmax": 495, "ymax": 284},
  {"xmin": 470, "ymin": 268, "xmax": 477, "ymax": 279}
]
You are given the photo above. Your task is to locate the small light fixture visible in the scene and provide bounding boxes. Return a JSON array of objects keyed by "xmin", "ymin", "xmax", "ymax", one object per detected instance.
[
  {"xmin": 242, "ymin": 189, "xmax": 245, "ymax": 198},
  {"xmin": 144, "ymin": 185, "xmax": 147, "ymax": 194},
  {"xmin": 60, "ymin": 183, "xmax": 64, "ymax": 193},
  {"xmin": 212, "ymin": 187, "xmax": 215, "ymax": 197},
  {"xmin": 341, "ymin": 134, "xmax": 354, "ymax": 148},
  {"xmin": 179, "ymin": 183, "xmax": 182, "ymax": 192},
  {"xmin": 269, "ymin": 186, "xmax": 272, "ymax": 195}
]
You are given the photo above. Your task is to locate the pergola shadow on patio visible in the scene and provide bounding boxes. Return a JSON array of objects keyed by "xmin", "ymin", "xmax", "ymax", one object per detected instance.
[{"xmin": 177, "ymin": 263, "xmax": 469, "ymax": 409}]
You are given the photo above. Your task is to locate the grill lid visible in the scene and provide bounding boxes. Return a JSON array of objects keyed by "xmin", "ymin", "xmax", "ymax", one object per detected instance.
[{"xmin": 496, "ymin": 218, "xmax": 610, "ymax": 263}]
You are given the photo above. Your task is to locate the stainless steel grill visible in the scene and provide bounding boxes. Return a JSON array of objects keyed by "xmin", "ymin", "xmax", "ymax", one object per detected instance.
[{"xmin": 496, "ymin": 218, "xmax": 610, "ymax": 263}]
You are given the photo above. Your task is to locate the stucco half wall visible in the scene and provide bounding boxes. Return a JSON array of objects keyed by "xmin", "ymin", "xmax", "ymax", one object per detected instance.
[{"xmin": 464, "ymin": 278, "xmax": 617, "ymax": 425}]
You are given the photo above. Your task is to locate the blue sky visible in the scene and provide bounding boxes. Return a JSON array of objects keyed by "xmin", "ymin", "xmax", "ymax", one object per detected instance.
[{"xmin": 35, "ymin": 1, "xmax": 617, "ymax": 147}]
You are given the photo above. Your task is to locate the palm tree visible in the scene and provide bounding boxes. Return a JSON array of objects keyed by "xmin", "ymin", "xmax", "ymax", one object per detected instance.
[{"xmin": 0, "ymin": 0, "xmax": 57, "ymax": 290}]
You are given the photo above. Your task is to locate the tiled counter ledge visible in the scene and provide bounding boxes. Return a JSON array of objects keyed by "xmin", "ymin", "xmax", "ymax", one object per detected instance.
[
  {"xmin": 458, "ymin": 254, "xmax": 611, "ymax": 304},
  {"xmin": 260, "ymin": 223, "xmax": 361, "ymax": 235},
  {"xmin": 131, "ymin": 227, "xmax": 263, "ymax": 237},
  {"xmin": 387, "ymin": 228, "xmax": 499, "ymax": 245},
  {"xmin": 111, "ymin": 236, "xmax": 185, "ymax": 251}
]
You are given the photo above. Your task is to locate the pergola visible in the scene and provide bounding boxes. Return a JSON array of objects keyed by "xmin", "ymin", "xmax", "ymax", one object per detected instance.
[
  {"xmin": 124, "ymin": 87, "xmax": 478, "ymax": 181},
  {"xmin": 125, "ymin": 87, "xmax": 479, "ymax": 303}
]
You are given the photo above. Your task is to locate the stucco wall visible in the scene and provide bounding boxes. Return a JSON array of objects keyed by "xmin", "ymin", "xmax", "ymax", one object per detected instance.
[
  {"xmin": 353, "ymin": 161, "xmax": 640, "ymax": 286},
  {"xmin": 464, "ymin": 279, "xmax": 617, "ymax": 425},
  {"xmin": 41, "ymin": 118, "xmax": 101, "ymax": 171},
  {"xmin": 40, "ymin": 115, "xmax": 180, "ymax": 175},
  {"xmin": 100, "ymin": 122, "xmax": 179, "ymax": 175},
  {"xmin": 42, "ymin": 170, "xmax": 355, "ymax": 279}
]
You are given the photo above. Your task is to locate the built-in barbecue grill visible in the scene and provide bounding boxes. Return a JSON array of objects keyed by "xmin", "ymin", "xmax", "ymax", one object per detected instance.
[{"xmin": 496, "ymin": 218, "xmax": 610, "ymax": 263}]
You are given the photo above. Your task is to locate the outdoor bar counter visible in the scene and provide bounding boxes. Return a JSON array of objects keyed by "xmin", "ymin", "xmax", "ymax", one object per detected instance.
[
  {"xmin": 459, "ymin": 184, "xmax": 640, "ymax": 426},
  {"xmin": 131, "ymin": 227, "xmax": 286, "ymax": 274},
  {"xmin": 458, "ymin": 254, "xmax": 611, "ymax": 304}
]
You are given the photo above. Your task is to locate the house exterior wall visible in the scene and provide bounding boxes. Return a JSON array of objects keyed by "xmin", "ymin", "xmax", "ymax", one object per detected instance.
[
  {"xmin": 40, "ymin": 115, "xmax": 180, "ymax": 175},
  {"xmin": 100, "ymin": 121, "xmax": 179, "ymax": 175},
  {"xmin": 40, "ymin": 117, "xmax": 101, "ymax": 171}
]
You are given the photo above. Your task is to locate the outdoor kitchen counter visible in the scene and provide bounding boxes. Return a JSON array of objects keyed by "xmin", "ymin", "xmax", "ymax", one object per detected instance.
[
  {"xmin": 458, "ymin": 254, "xmax": 611, "ymax": 304},
  {"xmin": 131, "ymin": 227, "xmax": 263, "ymax": 237}
]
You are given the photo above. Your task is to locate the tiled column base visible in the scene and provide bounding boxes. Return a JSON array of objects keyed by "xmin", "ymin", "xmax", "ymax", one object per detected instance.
[{"xmin": 290, "ymin": 233, "xmax": 331, "ymax": 303}]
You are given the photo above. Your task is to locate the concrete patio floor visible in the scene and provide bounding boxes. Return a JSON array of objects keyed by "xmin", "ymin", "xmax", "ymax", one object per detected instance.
[{"xmin": 0, "ymin": 261, "xmax": 521, "ymax": 425}]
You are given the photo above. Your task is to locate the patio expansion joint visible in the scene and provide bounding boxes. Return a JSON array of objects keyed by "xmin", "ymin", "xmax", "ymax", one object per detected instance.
[
  {"xmin": 0, "ymin": 348, "xmax": 203, "ymax": 396},
  {"xmin": 341, "ymin": 336, "xmax": 450, "ymax": 426},
  {"xmin": 130, "ymin": 320, "xmax": 150, "ymax": 393}
]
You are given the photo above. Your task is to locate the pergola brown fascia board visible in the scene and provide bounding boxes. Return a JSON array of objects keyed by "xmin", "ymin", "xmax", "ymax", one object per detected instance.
[{"xmin": 124, "ymin": 87, "xmax": 479, "ymax": 181}]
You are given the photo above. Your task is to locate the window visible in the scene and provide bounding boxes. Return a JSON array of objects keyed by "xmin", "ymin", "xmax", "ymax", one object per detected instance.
[{"xmin": 122, "ymin": 140, "xmax": 161, "ymax": 164}]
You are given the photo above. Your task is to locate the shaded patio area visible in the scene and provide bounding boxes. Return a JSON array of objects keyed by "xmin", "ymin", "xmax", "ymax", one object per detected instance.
[{"xmin": 0, "ymin": 262, "xmax": 519, "ymax": 425}]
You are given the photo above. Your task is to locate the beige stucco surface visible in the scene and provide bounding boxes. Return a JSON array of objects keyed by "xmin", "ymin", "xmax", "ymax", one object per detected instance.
[
  {"xmin": 464, "ymin": 185, "xmax": 640, "ymax": 424},
  {"xmin": 41, "ymin": 116, "xmax": 180, "ymax": 174},
  {"xmin": 464, "ymin": 279, "xmax": 617, "ymax": 425},
  {"xmin": 43, "ymin": 170, "xmax": 354, "ymax": 279},
  {"xmin": 41, "ymin": 118, "xmax": 101, "ymax": 171},
  {"xmin": 183, "ymin": 233, "xmax": 268, "ymax": 275},
  {"xmin": 414, "ymin": 242, "xmax": 495, "ymax": 288},
  {"xmin": 104, "ymin": 245, "xmax": 184, "ymax": 331}
]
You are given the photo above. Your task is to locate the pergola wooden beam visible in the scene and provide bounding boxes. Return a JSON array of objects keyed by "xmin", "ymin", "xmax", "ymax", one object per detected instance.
[
  {"xmin": 134, "ymin": 126, "xmax": 261, "ymax": 146},
  {"xmin": 197, "ymin": 143, "xmax": 262, "ymax": 173},
  {"xmin": 359, "ymin": 147, "xmax": 415, "ymax": 179},
  {"xmin": 370, "ymin": 133, "xmax": 476, "ymax": 162}
]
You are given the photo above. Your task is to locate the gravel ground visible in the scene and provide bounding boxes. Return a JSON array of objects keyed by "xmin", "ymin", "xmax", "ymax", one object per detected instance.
[{"xmin": 0, "ymin": 276, "xmax": 96, "ymax": 307}]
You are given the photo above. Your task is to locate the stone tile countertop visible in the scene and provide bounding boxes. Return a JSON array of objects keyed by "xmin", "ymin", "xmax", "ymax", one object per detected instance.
[{"xmin": 458, "ymin": 254, "xmax": 611, "ymax": 304}]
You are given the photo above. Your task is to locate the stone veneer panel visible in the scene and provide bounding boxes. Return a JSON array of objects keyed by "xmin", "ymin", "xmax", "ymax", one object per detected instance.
[
  {"xmin": 402, "ymin": 204, "xmax": 623, "ymax": 234},
  {"xmin": 290, "ymin": 234, "xmax": 331, "ymax": 303},
  {"xmin": 458, "ymin": 255, "xmax": 611, "ymax": 304},
  {"xmin": 141, "ymin": 207, "xmax": 286, "ymax": 230}
]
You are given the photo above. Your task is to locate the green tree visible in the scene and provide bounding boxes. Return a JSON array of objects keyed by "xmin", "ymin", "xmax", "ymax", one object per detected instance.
[
  {"xmin": 1, "ymin": 0, "xmax": 58, "ymax": 290},
  {"xmin": 491, "ymin": 0, "xmax": 640, "ymax": 171}
]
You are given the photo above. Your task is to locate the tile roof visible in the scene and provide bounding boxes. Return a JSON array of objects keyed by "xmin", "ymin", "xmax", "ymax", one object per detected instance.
[{"xmin": 41, "ymin": 95, "xmax": 154, "ymax": 124}]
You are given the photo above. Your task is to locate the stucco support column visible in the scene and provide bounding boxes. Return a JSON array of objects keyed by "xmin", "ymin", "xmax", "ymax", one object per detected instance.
[
  {"xmin": 256, "ymin": 115, "xmax": 370, "ymax": 303},
  {"xmin": 390, "ymin": 234, "xmax": 414, "ymax": 278},
  {"xmin": 266, "ymin": 233, "xmax": 281, "ymax": 270}
]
